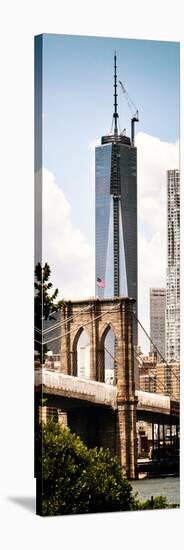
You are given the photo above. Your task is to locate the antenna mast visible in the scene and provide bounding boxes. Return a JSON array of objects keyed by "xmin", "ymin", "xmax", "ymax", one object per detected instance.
[{"xmin": 113, "ymin": 52, "xmax": 119, "ymax": 136}]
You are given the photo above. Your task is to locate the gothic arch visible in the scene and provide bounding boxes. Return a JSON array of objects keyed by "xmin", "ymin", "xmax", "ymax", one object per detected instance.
[
  {"xmin": 72, "ymin": 326, "xmax": 90, "ymax": 377},
  {"xmin": 59, "ymin": 297, "xmax": 137, "ymax": 478},
  {"xmin": 60, "ymin": 298, "xmax": 135, "ymax": 388},
  {"xmin": 97, "ymin": 323, "xmax": 118, "ymax": 384},
  {"xmin": 99, "ymin": 322, "xmax": 118, "ymax": 350}
]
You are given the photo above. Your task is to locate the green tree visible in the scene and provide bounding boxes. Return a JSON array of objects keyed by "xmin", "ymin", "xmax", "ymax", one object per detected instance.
[
  {"xmin": 36, "ymin": 420, "xmax": 135, "ymax": 516},
  {"xmin": 133, "ymin": 494, "xmax": 170, "ymax": 510},
  {"xmin": 34, "ymin": 262, "xmax": 63, "ymax": 362}
]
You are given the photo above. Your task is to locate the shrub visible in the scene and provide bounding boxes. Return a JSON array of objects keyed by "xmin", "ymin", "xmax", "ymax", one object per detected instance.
[{"xmin": 36, "ymin": 420, "xmax": 135, "ymax": 516}]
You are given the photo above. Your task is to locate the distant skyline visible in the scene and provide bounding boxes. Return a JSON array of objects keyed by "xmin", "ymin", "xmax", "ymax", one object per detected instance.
[{"xmin": 38, "ymin": 34, "xmax": 180, "ymax": 352}]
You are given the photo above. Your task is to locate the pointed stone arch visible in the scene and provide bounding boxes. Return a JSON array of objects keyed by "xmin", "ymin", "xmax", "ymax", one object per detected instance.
[
  {"xmin": 99, "ymin": 322, "xmax": 118, "ymax": 349},
  {"xmin": 60, "ymin": 297, "xmax": 135, "ymax": 391},
  {"xmin": 60, "ymin": 298, "xmax": 138, "ymax": 478},
  {"xmin": 98, "ymin": 323, "xmax": 118, "ymax": 384},
  {"xmin": 72, "ymin": 326, "xmax": 90, "ymax": 377}
]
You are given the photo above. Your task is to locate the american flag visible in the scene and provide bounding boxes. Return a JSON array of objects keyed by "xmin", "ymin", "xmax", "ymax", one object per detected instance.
[{"xmin": 97, "ymin": 277, "xmax": 105, "ymax": 288}]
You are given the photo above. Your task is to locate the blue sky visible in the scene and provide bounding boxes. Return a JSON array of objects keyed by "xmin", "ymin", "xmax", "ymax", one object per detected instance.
[
  {"xmin": 42, "ymin": 34, "xmax": 179, "ymax": 240},
  {"xmin": 38, "ymin": 34, "xmax": 179, "ymax": 351}
]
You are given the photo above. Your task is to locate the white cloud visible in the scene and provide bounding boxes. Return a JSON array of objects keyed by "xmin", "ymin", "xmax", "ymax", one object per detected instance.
[
  {"xmin": 135, "ymin": 132, "xmax": 179, "ymax": 352},
  {"xmin": 39, "ymin": 167, "xmax": 95, "ymax": 300},
  {"xmin": 36, "ymin": 133, "xmax": 179, "ymax": 355}
]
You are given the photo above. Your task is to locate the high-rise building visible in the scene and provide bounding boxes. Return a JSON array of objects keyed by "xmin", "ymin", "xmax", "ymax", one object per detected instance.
[
  {"xmin": 78, "ymin": 344, "xmax": 90, "ymax": 379},
  {"xmin": 95, "ymin": 54, "xmax": 138, "ymax": 346},
  {"xmin": 166, "ymin": 169, "xmax": 180, "ymax": 363},
  {"xmin": 150, "ymin": 288, "xmax": 166, "ymax": 360}
]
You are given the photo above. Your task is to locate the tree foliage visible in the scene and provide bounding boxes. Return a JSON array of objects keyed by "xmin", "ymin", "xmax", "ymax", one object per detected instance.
[
  {"xmin": 34, "ymin": 262, "xmax": 63, "ymax": 361},
  {"xmin": 36, "ymin": 421, "xmax": 176, "ymax": 516},
  {"xmin": 34, "ymin": 262, "xmax": 63, "ymax": 324},
  {"xmin": 133, "ymin": 494, "xmax": 170, "ymax": 510},
  {"xmin": 36, "ymin": 420, "xmax": 135, "ymax": 516}
]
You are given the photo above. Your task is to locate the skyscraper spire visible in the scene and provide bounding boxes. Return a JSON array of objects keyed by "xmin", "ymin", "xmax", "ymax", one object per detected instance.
[{"xmin": 113, "ymin": 52, "xmax": 119, "ymax": 136}]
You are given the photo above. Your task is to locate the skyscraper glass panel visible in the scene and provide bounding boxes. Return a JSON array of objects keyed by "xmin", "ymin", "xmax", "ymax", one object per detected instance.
[
  {"xmin": 95, "ymin": 54, "xmax": 138, "ymax": 348},
  {"xmin": 95, "ymin": 144, "xmax": 112, "ymax": 299}
]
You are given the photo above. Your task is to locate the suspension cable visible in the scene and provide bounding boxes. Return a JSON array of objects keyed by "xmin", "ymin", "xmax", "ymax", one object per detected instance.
[
  {"xmin": 39, "ymin": 302, "xmax": 121, "ymax": 346},
  {"xmin": 35, "ymin": 304, "xmax": 94, "ymax": 335},
  {"xmin": 134, "ymin": 352, "xmax": 164, "ymax": 396},
  {"xmin": 134, "ymin": 347, "xmax": 174, "ymax": 398},
  {"xmin": 104, "ymin": 340, "xmax": 178, "ymax": 401},
  {"xmin": 35, "ymin": 305, "xmax": 179, "ymax": 402},
  {"xmin": 104, "ymin": 340, "xmax": 175, "ymax": 400},
  {"xmin": 133, "ymin": 312, "xmax": 179, "ymax": 382},
  {"xmin": 134, "ymin": 350, "xmax": 178, "ymax": 402}
]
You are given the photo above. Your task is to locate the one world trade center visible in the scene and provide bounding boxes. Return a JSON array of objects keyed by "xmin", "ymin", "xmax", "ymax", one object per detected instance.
[{"xmin": 95, "ymin": 53, "xmax": 138, "ymax": 346}]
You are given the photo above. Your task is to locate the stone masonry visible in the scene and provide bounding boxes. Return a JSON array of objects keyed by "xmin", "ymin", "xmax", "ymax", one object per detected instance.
[{"xmin": 60, "ymin": 297, "xmax": 138, "ymax": 479}]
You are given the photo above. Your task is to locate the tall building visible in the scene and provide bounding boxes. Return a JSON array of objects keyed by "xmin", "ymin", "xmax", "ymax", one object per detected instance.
[
  {"xmin": 150, "ymin": 288, "xmax": 166, "ymax": 360},
  {"xmin": 78, "ymin": 344, "xmax": 90, "ymax": 379},
  {"xmin": 166, "ymin": 169, "xmax": 180, "ymax": 363},
  {"xmin": 95, "ymin": 54, "xmax": 138, "ymax": 346}
]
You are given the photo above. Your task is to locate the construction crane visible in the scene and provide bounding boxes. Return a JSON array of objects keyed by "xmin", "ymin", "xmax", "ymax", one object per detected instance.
[{"xmin": 119, "ymin": 80, "xmax": 139, "ymax": 146}]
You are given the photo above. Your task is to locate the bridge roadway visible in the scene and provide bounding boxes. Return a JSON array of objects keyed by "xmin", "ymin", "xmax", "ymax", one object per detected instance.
[{"xmin": 35, "ymin": 369, "xmax": 179, "ymax": 422}]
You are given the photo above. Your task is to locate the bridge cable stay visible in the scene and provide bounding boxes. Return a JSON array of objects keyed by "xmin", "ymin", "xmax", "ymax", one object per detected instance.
[
  {"xmin": 104, "ymin": 342, "xmax": 159, "ymax": 390},
  {"xmin": 103, "ymin": 340, "xmax": 178, "ymax": 401},
  {"xmin": 35, "ymin": 323, "xmax": 179, "ymax": 404},
  {"xmin": 36, "ymin": 302, "xmax": 121, "ymax": 347},
  {"xmin": 103, "ymin": 335, "xmax": 178, "ymax": 401},
  {"xmin": 35, "ymin": 304, "xmax": 94, "ymax": 335},
  {"xmin": 101, "ymin": 310, "xmax": 179, "ymax": 398},
  {"xmin": 42, "ymin": 302, "xmax": 121, "ymax": 346},
  {"xmin": 103, "ymin": 332, "xmax": 174, "ymax": 398},
  {"xmin": 41, "ymin": 304, "xmax": 94, "ymax": 334},
  {"xmin": 132, "ymin": 312, "xmax": 179, "ymax": 383},
  {"xmin": 133, "ymin": 348, "xmax": 178, "ymax": 401},
  {"xmin": 104, "ymin": 338, "xmax": 177, "ymax": 400},
  {"xmin": 134, "ymin": 348, "xmax": 166, "ymax": 395},
  {"xmin": 134, "ymin": 357, "xmax": 165, "ymax": 397},
  {"xmin": 104, "ymin": 346, "xmax": 116, "ymax": 361},
  {"xmin": 35, "ymin": 305, "xmax": 179, "ymax": 401},
  {"xmin": 38, "ymin": 305, "xmax": 179, "ymax": 388}
]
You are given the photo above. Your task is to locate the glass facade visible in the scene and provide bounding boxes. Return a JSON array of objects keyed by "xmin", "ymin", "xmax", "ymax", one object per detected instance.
[
  {"xmin": 95, "ymin": 52, "xmax": 138, "ymax": 389},
  {"xmin": 95, "ymin": 144, "xmax": 113, "ymax": 299},
  {"xmin": 95, "ymin": 138, "xmax": 137, "ymax": 344},
  {"xmin": 119, "ymin": 144, "xmax": 137, "ymax": 308}
]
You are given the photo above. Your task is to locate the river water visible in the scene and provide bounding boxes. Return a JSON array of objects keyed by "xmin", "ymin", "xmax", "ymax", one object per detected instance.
[{"xmin": 131, "ymin": 477, "xmax": 180, "ymax": 505}]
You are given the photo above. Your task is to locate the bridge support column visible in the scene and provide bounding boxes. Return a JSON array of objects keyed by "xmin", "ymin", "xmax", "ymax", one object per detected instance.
[
  {"xmin": 158, "ymin": 422, "xmax": 160, "ymax": 449},
  {"xmin": 163, "ymin": 424, "xmax": 165, "ymax": 449},
  {"xmin": 98, "ymin": 409, "xmax": 116, "ymax": 454},
  {"xmin": 60, "ymin": 304, "xmax": 72, "ymax": 375},
  {"xmin": 116, "ymin": 399, "xmax": 137, "ymax": 479},
  {"xmin": 152, "ymin": 422, "xmax": 156, "ymax": 453},
  {"xmin": 176, "ymin": 424, "xmax": 179, "ymax": 448}
]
